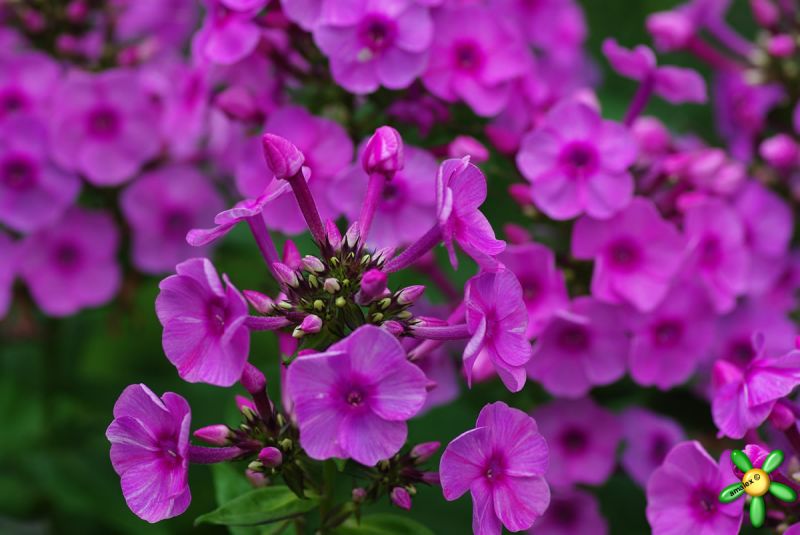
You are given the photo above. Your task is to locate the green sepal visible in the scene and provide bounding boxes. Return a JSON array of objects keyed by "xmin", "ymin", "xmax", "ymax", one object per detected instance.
[
  {"xmin": 718, "ymin": 483, "xmax": 745, "ymax": 503},
  {"xmin": 769, "ymin": 481, "xmax": 797, "ymax": 502},
  {"xmin": 749, "ymin": 496, "xmax": 765, "ymax": 528},
  {"xmin": 762, "ymin": 450, "xmax": 784, "ymax": 474}
]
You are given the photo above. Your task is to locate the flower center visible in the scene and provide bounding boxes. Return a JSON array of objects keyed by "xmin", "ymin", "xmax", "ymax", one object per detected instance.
[
  {"xmin": 0, "ymin": 89, "xmax": 29, "ymax": 115},
  {"xmin": 206, "ymin": 298, "xmax": 227, "ymax": 334},
  {"xmin": 692, "ymin": 488, "xmax": 717, "ymax": 518},
  {"xmin": 1, "ymin": 155, "xmax": 37, "ymax": 191},
  {"xmin": 560, "ymin": 427, "xmax": 589, "ymax": 454},
  {"xmin": 357, "ymin": 14, "xmax": 397, "ymax": 57},
  {"xmin": 698, "ymin": 235, "xmax": 722, "ymax": 269},
  {"xmin": 162, "ymin": 209, "xmax": 193, "ymax": 239},
  {"xmin": 651, "ymin": 319, "xmax": 683, "ymax": 349},
  {"xmin": 726, "ymin": 338, "xmax": 755, "ymax": 365},
  {"xmin": 346, "ymin": 388, "xmax": 366, "ymax": 407},
  {"xmin": 650, "ymin": 434, "xmax": 671, "ymax": 465},
  {"xmin": 53, "ymin": 241, "xmax": 82, "ymax": 272},
  {"xmin": 606, "ymin": 238, "xmax": 641, "ymax": 271},
  {"xmin": 484, "ymin": 453, "xmax": 505, "ymax": 482},
  {"xmin": 556, "ymin": 324, "xmax": 591, "ymax": 353},
  {"xmin": 87, "ymin": 106, "xmax": 122, "ymax": 139},
  {"xmin": 453, "ymin": 41, "xmax": 483, "ymax": 73},
  {"xmin": 549, "ymin": 499, "xmax": 577, "ymax": 526},
  {"xmin": 558, "ymin": 141, "xmax": 599, "ymax": 177}
]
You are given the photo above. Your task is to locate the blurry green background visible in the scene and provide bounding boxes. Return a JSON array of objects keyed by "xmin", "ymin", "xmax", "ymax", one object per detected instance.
[{"xmin": 0, "ymin": 1, "xmax": 758, "ymax": 533}]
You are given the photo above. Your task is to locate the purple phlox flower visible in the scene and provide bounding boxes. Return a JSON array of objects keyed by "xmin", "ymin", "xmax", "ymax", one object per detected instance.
[
  {"xmin": 712, "ymin": 299, "xmax": 797, "ymax": 367},
  {"xmin": 712, "ymin": 335, "xmax": 800, "ymax": 439},
  {"xmin": 646, "ymin": 441, "xmax": 743, "ymax": 534},
  {"xmin": 627, "ymin": 283, "xmax": 714, "ymax": 389},
  {"xmin": 516, "ymin": 100, "xmax": 637, "ymax": 220},
  {"xmin": 440, "ymin": 401, "xmax": 550, "ymax": 535},
  {"xmin": 437, "ymin": 157, "xmax": 505, "ymax": 270},
  {"xmin": 759, "ymin": 133, "xmax": 798, "ymax": 169},
  {"xmin": 464, "ymin": 269, "xmax": 531, "ymax": 393},
  {"xmin": 156, "ymin": 258, "xmax": 250, "ymax": 387},
  {"xmin": 533, "ymin": 398, "xmax": 621, "ymax": 487},
  {"xmin": 0, "ymin": 50, "xmax": 60, "ymax": 120},
  {"xmin": 0, "ymin": 231, "xmax": 16, "ymax": 319},
  {"xmin": 621, "ymin": 408, "xmax": 685, "ymax": 488},
  {"xmin": 0, "ymin": 114, "xmax": 80, "ymax": 233},
  {"xmin": 50, "ymin": 68, "xmax": 161, "ymax": 186},
  {"xmin": 490, "ymin": 0, "xmax": 587, "ymax": 59},
  {"xmin": 19, "ymin": 207, "xmax": 120, "ymax": 317},
  {"xmin": 237, "ymin": 106, "xmax": 353, "ymax": 235},
  {"xmin": 529, "ymin": 487, "xmax": 608, "ymax": 535},
  {"xmin": 662, "ymin": 145, "xmax": 747, "ymax": 197},
  {"xmin": 329, "ymin": 144, "xmax": 437, "ymax": 250},
  {"xmin": 121, "ymin": 165, "xmax": 224, "ymax": 274},
  {"xmin": 734, "ymin": 181, "xmax": 793, "ymax": 296},
  {"xmin": 682, "ymin": 198, "xmax": 748, "ymax": 313},
  {"xmin": 760, "ymin": 252, "xmax": 800, "ymax": 313},
  {"xmin": 193, "ymin": 0, "xmax": 263, "ymax": 65},
  {"xmin": 423, "ymin": 6, "xmax": 531, "ymax": 116},
  {"xmin": 527, "ymin": 297, "xmax": 628, "ymax": 398},
  {"xmin": 313, "ymin": 0, "xmax": 433, "ymax": 94},
  {"xmin": 496, "ymin": 241, "xmax": 568, "ymax": 338},
  {"xmin": 602, "ymin": 38, "xmax": 707, "ymax": 104},
  {"xmin": 106, "ymin": 384, "xmax": 191, "ymax": 523},
  {"xmin": 113, "ymin": 0, "xmax": 199, "ymax": 51},
  {"xmin": 714, "ymin": 71, "xmax": 784, "ymax": 161},
  {"xmin": 572, "ymin": 198, "xmax": 685, "ymax": 312},
  {"xmin": 286, "ymin": 325, "xmax": 427, "ymax": 466},
  {"xmin": 280, "ymin": 0, "xmax": 324, "ymax": 30}
]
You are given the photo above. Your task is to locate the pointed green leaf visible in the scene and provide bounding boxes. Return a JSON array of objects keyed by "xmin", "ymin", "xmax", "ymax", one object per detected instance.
[
  {"xmin": 769, "ymin": 482, "xmax": 797, "ymax": 502},
  {"xmin": 750, "ymin": 496, "xmax": 765, "ymax": 528},
  {"xmin": 762, "ymin": 450, "xmax": 784, "ymax": 473},
  {"xmin": 718, "ymin": 483, "xmax": 745, "ymax": 503},
  {"xmin": 195, "ymin": 485, "xmax": 319, "ymax": 527},
  {"xmin": 731, "ymin": 450, "xmax": 753, "ymax": 472},
  {"xmin": 331, "ymin": 514, "xmax": 435, "ymax": 535}
]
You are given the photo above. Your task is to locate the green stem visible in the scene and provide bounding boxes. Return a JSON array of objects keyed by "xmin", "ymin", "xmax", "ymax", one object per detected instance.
[{"xmin": 320, "ymin": 459, "xmax": 337, "ymax": 529}]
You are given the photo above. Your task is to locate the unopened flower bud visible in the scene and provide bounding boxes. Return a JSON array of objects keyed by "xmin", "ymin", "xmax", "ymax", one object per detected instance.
[
  {"xmin": 66, "ymin": 0, "xmax": 89, "ymax": 22},
  {"xmin": 324, "ymin": 278, "xmax": 341, "ymax": 294},
  {"xmin": 421, "ymin": 471, "xmax": 440, "ymax": 485},
  {"xmin": 362, "ymin": 126, "xmax": 404, "ymax": 175},
  {"xmin": 300, "ymin": 314, "xmax": 323, "ymax": 334},
  {"xmin": 373, "ymin": 247, "xmax": 395, "ymax": 266},
  {"xmin": 262, "ymin": 133, "xmax": 305, "ymax": 180},
  {"xmin": 396, "ymin": 285, "xmax": 425, "ymax": 306},
  {"xmin": 646, "ymin": 11, "xmax": 694, "ymax": 51},
  {"xmin": 246, "ymin": 468, "xmax": 269, "ymax": 487},
  {"xmin": 356, "ymin": 269, "xmax": 388, "ymax": 305},
  {"xmin": 503, "ymin": 223, "xmax": 532, "ymax": 245},
  {"xmin": 508, "ymin": 183, "xmax": 534, "ymax": 209},
  {"xmin": 767, "ymin": 34, "xmax": 795, "ymax": 57},
  {"xmin": 448, "ymin": 135, "xmax": 489, "ymax": 163},
  {"xmin": 215, "ymin": 86, "xmax": 260, "ymax": 121},
  {"xmin": 325, "ymin": 219, "xmax": 342, "ymax": 249},
  {"xmin": 411, "ymin": 441, "xmax": 441, "ymax": 463},
  {"xmin": 236, "ymin": 395, "xmax": 257, "ymax": 414},
  {"xmin": 244, "ymin": 290, "xmax": 274, "ymax": 313},
  {"xmin": 382, "ymin": 320, "xmax": 404, "ymax": 336},
  {"xmin": 632, "ymin": 116, "xmax": 671, "ymax": 156},
  {"xmin": 345, "ymin": 222, "xmax": 360, "ymax": 249},
  {"xmin": 390, "ymin": 487, "xmax": 412, "ymax": 510},
  {"xmin": 193, "ymin": 425, "xmax": 232, "ymax": 446},
  {"xmin": 283, "ymin": 240, "xmax": 301, "ymax": 269},
  {"xmin": 335, "ymin": 296, "xmax": 347, "ymax": 307},
  {"xmin": 760, "ymin": 134, "xmax": 798, "ymax": 169},
  {"xmin": 302, "ymin": 255, "xmax": 325, "ymax": 273},
  {"xmin": 769, "ymin": 401, "xmax": 796, "ymax": 430},
  {"xmin": 273, "ymin": 262, "xmax": 300, "ymax": 288},
  {"xmin": 258, "ymin": 447, "xmax": 283, "ymax": 468},
  {"xmin": 751, "ymin": 0, "xmax": 779, "ymax": 27},
  {"xmin": 240, "ymin": 363, "xmax": 267, "ymax": 395},
  {"xmin": 352, "ymin": 487, "xmax": 367, "ymax": 503}
]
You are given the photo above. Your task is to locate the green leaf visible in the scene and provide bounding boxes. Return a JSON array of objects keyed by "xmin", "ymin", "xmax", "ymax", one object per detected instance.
[
  {"xmin": 762, "ymin": 450, "xmax": 784, "ymax": 473},
  {"xmin": 717, "ymin": 483, "xmax": 745, "ymax": 503},
  {"xmin": 332, "ymin": 514, "xmax": 435, "ymax": 535},
  {"xmin": 731, "ymin": 450, "xmax": 752, "ymax": 473},
  {"xmin": 195, "ymin": 485, "xmax": 319, "ymax": 527},
  {"xmin": 750, "ymin": 496, "xmax": 765, "ymax": 528},
  {"xmin": 769, "ymin": 482, "xmax": 797, "ymax": 503}
]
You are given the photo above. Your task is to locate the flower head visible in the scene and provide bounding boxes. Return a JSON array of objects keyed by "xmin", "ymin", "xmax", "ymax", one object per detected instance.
[
  {"xmin": 646, "ymin": 441, "xmax": 743, "ymax": 534},
  {"xmin": 533, "ymin": 398, "xmax": 621, "ymax": 487},
  {"xmin": 156, "ymin": 258, "xmax": 250, "ymax": 386},
  {"xmin": 516, "ymin": 100, "xmax": 637, "ymax": 220},
  {"xmin": 313, "ymin": 0, "xmax": 433, "ymax": 94},
  {"xmin": 527, "ymin": 297, "xmax": 628, "ymax": 398},
  {"xmin": 286, "ymin": 325, "xmax": 427, "ymax": 466},
  {"xmin": 19, "ymin": 207, "xmax": 121, "ymax": 316},
  {"xmin": 106, "ymin": 384, "xmax": 191, "ymax": 523},
  {"xmin": 621, "ymin": 408, "xmax": 684, "ymax": 487},
  {"xmin": 464, "ymin": 270, "xmax": 531, "ymax": 392},
  {"xmin": 440, "ymin": 401, "xmax": 550, "ymax": 535}
]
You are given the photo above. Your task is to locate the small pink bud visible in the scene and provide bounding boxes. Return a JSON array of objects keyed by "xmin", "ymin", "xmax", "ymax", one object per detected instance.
[
  {"xmin": 767, "ymin": 34, "xmax": 795, "ymax": 57},
  {"xmin": 244, "ymin": 290, "xmax": 274, "ymax": 314},
  {"xmin": 345, "ymin": 222, "xmax": 360, "ymax": 248},
  {"xmin": 258, "ymin": 447, "xmax": 283, "ymax": 468},
  {"xmin": 751, "ymin": 0, "xmax": 779, "ymax": 27},
  {"xmin": 396, "ymin": 285, "xmax": 425, "ymax": 306},
  {"xmin": 299, "ymin": 314, "xmax": 323, "ymax": 334},
  {"xmin": 448, "ymin": 135, "xmax": 489, "ymax": 163},
  {"xmin": 373, "ymin": 247, "xmax": 395, "ymax": 266},
  {"xmin": 262, "ymin": 133, "xmax": 305, "ymax": 180},
  {"xmin": 324, "ymin": 278, "xmax": 341, "ymax": 294},
  {"xmin": 421, "ymin": 472, "xmax": 440, "ymax": 485},
  {"xmin": 272, "ymin": 262, "xmax": 300, "ymax": 288},
  {"xmin": 246, "ymin": 469, "xmax": 269, "ymax": 487},
  {"xmin": 410, "ymin": 441, "xmax": 440, "ymax": 462},
  {"xmin": 760, "ymin": 134, "xmax": 798, "ymax": 169},
  {"xmin": 768, "ymin": 401, "xmax": 796, "ymax": 431},
  {"xmin": 325, "ymin": 219, "xmax": 342, "ymax": 249},
  {"xmin": 382, "ymin": 321, "xmax": 404, "ymax": 336},
  {"xmin": 301, "ymin": 255, "xmax": 325, "ymax": 273},
  {"xmin": 215, "ymin": 86, "xmax": 260, "ymax": 122},
  {"xmin": 66, "ymin": 0, "xmax": 89, "ymax": 22},
  {"xmin": 352, "ymin": 488, "xmax": 367, "ymax": 503},
  {"xmin": 646, "ymin": 10, "xmax": 694, "ymax": 51},
  {"xmin": 632, "ymin": 116, "xmax": 671, "ymax": 156},
  {"xmin": 283, "ymin": 240, "xmax": 302, "ymax": 269},
  {"xmin": 356, "ymin": 269, "xmax": 388, "ymax": 305},
  {"xmin": 240, "ymin": 363, "xmax": 267, "ymax": 395},
  {"xmin": 362, "ymin": 126, "xmax": 404, "ymax": 175},
  {"xmin": 390, "ymin": 487, "xmax": 412, "ymax": 510},
  {"xmin": 503, "ymin": 223, "xmax": 531, "ymax": 245},
  {"xmin": 508, "ymin": 183, "xmax": 534, "ymax": 208},
  {"xmin": 236, "ymin": 394, "xmax": 258, "ymax": 414},
  {"xmin": 193, "ymin": 425, "xmax": 232, "ymax": 446}
]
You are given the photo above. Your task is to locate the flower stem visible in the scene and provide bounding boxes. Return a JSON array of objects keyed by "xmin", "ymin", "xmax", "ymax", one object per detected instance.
[
  {"xmin": 707, "ymin": 20, "xmax": 753, "ymax": 58},
  {"xmin": 287, "ymin": 170, "xmax": 326, "ymax": 245},
  {"xmin": 412, "ymin": 323, "xmax": 471, "ymax": 340},
  {"xmin": 247, "ymin": 215, "xmax": 280, "ymax": 279},
  {"xmin": 383, "ymin": 225, "xmax": 443, "ymax": 273},
  {"xmin": 357, "ymin": 172, "xmax": 386, "ymax": 243},
  {"xmin": 686, "ymin": 36, "xmax": 743, "ymax": 72},
  {"xmin": 624, "ymin": 75, "xmax": 655, "ymax": 127},
  {"xmin": 188, "ymin": 445, "xmax": 242, "ymax": 464},
  {"xmin": 246, "ymin": 316, "xmax": 291, "ymax": 330}
]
